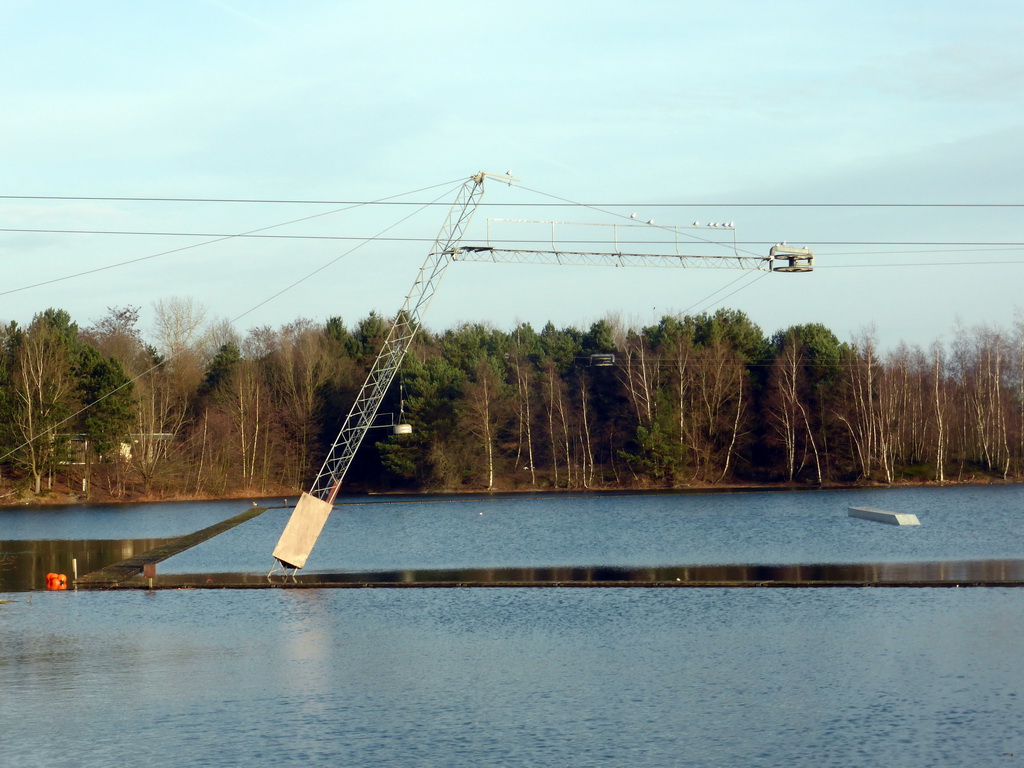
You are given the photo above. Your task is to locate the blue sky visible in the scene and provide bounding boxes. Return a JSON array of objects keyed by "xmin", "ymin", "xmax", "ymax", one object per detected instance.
[{"xmin": 2, "ymin": 0, "xmax": 1023, "ymax": 350}]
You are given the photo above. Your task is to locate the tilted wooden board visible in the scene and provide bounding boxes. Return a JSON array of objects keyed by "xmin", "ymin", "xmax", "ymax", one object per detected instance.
[{"xmin": 273, "ymin": 492, "xmax": 333, "ymax": 569}]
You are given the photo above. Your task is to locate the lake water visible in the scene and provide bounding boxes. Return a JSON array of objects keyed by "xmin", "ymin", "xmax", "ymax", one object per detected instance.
[
  {"xmin": 0, "ymin": 499, "xmax": 253, "ymax": 592},
  {"xmin": 2, "ymin": 487, "xmax": 1022, "ymax": 766},
  {"xmin": 170, "ymin": 484, "xmax": 1024, "ymax": 577}
]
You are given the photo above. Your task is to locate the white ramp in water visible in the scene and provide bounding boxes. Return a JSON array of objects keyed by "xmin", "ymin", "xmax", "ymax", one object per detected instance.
[
  {"xmin": 273, "ymin": 491, "xmax": 333, "ymax": 569},
  {"xmin": 848, "ymin": 506, "xmax": 921, "ymax": 526}
]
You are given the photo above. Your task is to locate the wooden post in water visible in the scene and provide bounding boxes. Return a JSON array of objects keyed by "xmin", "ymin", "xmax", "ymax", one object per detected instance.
[{"xmin": 143, "ymin": 563, "xmax": 156, "ymax": 590}]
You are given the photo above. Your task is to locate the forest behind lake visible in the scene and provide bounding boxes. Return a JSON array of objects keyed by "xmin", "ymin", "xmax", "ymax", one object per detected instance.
[{"xmin": 2, "ymin": 299, "xmax": 1023, "ymax": 504}]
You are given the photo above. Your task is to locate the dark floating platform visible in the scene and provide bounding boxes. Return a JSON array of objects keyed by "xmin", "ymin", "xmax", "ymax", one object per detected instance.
[{"xmin": 84, "ymin": 561, "xmax": 1024, "ymax": 590}]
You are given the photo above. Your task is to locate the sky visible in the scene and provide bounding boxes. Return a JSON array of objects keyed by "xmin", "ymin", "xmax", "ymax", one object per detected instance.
[{"xmin": 2, "ymin": 0, "xmax": 1023, "ymax": 353}]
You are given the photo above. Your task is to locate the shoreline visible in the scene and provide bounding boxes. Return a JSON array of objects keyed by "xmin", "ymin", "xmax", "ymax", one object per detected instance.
[{"xmin": 2, "ymin": 476, "xmax": 1021, "ymax": 509}]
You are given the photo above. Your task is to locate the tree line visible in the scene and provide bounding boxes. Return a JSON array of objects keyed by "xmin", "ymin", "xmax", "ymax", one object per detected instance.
[{"xmin": 2, "ymin": 299, "xmax": 1022, "ymax": 501}]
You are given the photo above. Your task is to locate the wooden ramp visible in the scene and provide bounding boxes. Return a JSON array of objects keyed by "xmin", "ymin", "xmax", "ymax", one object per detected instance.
[{"xmin": 77, "ymin": 505, "xmax": 269, "ymax": 587}]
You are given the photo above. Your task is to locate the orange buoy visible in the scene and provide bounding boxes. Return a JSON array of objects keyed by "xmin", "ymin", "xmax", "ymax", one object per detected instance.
[{"xmin": 45, "ymin": 572, "xmax": 68, "ymax": 590}]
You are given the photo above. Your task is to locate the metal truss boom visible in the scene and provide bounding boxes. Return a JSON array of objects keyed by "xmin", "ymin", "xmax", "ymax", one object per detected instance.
[
  {"xmin": 271, "ymin": 172, "xmax": 813, "ymax": 572},
  {"xmin": 308, "ymin": 173, "xmax": 487, "ymax": 504},
  {"xmin": 453, "ymin": 246, "xmax": 774, "ymax": 271}
]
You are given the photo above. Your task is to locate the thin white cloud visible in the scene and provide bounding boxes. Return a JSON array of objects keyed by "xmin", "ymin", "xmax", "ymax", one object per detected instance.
[
  {"xmin": 868, "ymin": 41, "xmax": 1024, "ymax": 104},
  {"xmin": 196, "ymin": 0, "xmax": 283, "ymax": 32}
]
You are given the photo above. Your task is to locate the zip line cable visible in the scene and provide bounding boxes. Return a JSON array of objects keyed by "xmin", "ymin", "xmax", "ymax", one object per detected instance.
[
  {"xmin": 0, "ymin": 178, "xmax": 462, "ymax": 299},
  {"xmin": 6, "ymin": 176, "xmax": 1016, "ymax": 464},
  {"xmin": 4, "ymin": 178, "xmax": 1023, "ymax": 285},
  {"xmin": 2, "ymin": 176, "xmax": 1020, "ymax": 460},
  {"xmin": 680, "ymin": 271, "xmax": 768, "ymax": 317},
  {"xmin": 2, "ymin": 194, "xmax": 1022, "ymax": 208},
  {"xmin": 6, "ymin": 227, "xmax": 1024, "ymax": 268},
  {"xmin": 0, "ymin": 175, "xmax": 765, "ymax": 465},
  {"xmin": 224, "ymin": 182, "xmax": 462, "ymax": 327},
  {"xmin": 0, "ymin": 180, "xmax": 464, "ymax": 465},
  {"xmin": 817, "ymin": 260, "xmax": 1024, "ymax": 269},
  {"xmin": 4, "ymin": 227, "xmax": 1024, "ymax": 249}
]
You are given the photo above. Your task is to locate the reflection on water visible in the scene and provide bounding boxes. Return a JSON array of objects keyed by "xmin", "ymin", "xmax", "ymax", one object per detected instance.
[
  {"xmin": 159, "ymin": 485, "xmax": 1024, "ymax": 576},
  {"xmin": 313, "ymin": 559, "xmax": 1024, "ymax": 585},
  {"xmin": 326, "ymin": 559, "xmax": 1024, "ymax": 585},
  {"xmin": 134, "ymin": 558, "xmax": 1024, "ymax": 588},
  {"xmin": 0, "ymin": 498, "xmax": 260, "ymax": 540},
  {"xmin": 1, "ymin": 588, "xmax": 1021, "ymax": 767},
  {"xmin": 2, "ymin": 487, "xmax": 1024, "ymax": 766},
  {"xmin": 0, "ymin": 538, "xmax": 172, "ymax": 592}
]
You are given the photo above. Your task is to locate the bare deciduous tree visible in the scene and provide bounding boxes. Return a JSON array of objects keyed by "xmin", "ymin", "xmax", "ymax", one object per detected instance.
[{"xmin": 10, "ymin": 317, "xmax": 77, "ymax": 493}]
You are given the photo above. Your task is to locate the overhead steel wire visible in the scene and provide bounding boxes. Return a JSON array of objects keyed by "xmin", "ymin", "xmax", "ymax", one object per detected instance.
[
  {"xmin": 5, "ymin": 177, "xmax": 1019, "ymax": 461},
  {"xmin": 3, "ymin": 228, "xmax": 1024, "ymax": 249},
  {"xmin": 0, "ymin": 179, "xmax": 464, "ymax": 463},
  {"xmin": 2, "ymin": 194, "xmax": 1022, "ymax": 208},
  {"xmin": 818, "ymin": 259, "xmax": 1024, "ymax": 268},
  {"xmin": 0, "ymin": 178, "xmax": 462, "ymax": 299},
  {"xmin": 679, "ymin": 270, "xmax": 770, "ymax": 316}
]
